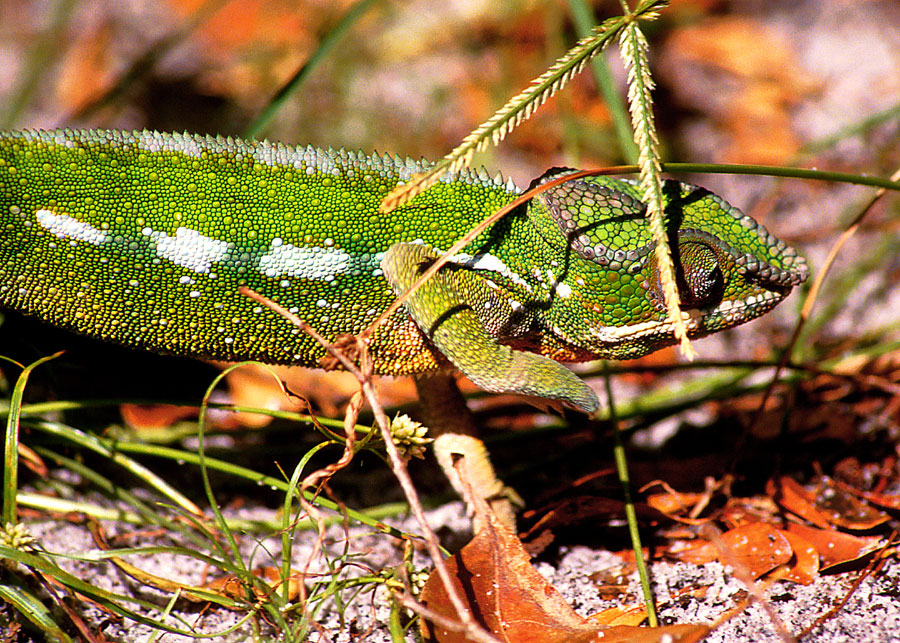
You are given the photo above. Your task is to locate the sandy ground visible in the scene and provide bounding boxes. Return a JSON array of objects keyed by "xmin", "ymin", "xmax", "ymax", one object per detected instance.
[{"xmin": 8, "ymin": 497, "xmax": 898, "ymax": 642}]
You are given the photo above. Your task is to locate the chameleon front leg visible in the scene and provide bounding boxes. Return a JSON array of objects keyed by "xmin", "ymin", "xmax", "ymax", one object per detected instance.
[
  {"xmin": 380, "ymin": 243, "xmax": 600, "ymax": 414},
  {"xmin": 382, "ymin": 242, "xmax": 599, "ymax": 530}
]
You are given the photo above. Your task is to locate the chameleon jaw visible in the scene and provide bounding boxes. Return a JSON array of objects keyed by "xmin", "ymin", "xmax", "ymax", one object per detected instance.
[{"xmin": 587, "ymin": 286, "xmax": 788, "ymax": 348}]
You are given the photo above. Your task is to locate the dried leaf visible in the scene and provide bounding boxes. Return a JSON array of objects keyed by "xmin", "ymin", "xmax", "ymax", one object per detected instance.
[
  {"xmin": 120, "ymin": 403, "xmax": 198, "ymax": 430},
  {"xmin": 767, "ymin": 476, "xmax": 831, "ymax": 529},
  {"xmin": 17, "ymin": 442, "xmax": 49, "ymax": 477},
  {"xmin": 811, "ymin": 476, "xmax": 891, "ymax": 531},
  {"xmin": 420, "ymin": 502, "xmax": 600, "ymax": 642},
  {"xmin": 846, "ymin": 487, "xmax": 900, "ymax": 512},
  {"xmin": 785, "ymin": 523, "xmax": 885, "ymax": 571},
  {"xmin": 588, "ymin": 563, "xmax": 634, "ymax": 600},
  {"xmin": 672, "ymin": 522, "xmax": 793, "ymax": 579},
  {"xmin": 645, "ymin": 490, "xmax": 716, "ymax": 525},
  {"xmin": 719, "ymin": 496, "xmax": 780, "ymax": 529},
  {"xmin": 421, "ymin": 475, "xmax": 707, "ymax": 642},
  {"xmin": 777, "ymin": 529, "xmax": 819, "ymax": 585},
  {"xmin": 203, "ymin": 566, "xmax": 304, "ymax": 602},
  {"xmin": 602, "ymin": 624, "xmax": 710, "ymax": 643},
  {"xmin": 588, "ymin": 605, "xmax": 648, "ymax": 627}
]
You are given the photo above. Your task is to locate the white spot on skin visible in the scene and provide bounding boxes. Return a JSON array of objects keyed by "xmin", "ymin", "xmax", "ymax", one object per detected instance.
[
  {"xmin": 555, "ymin": 283, "xmax": 572, "ymax": 298},
  {"xmin": 35, "ymin": 209, "xmax": 108, "ymax": 245},
  {"xmin": 144, "ymin": 227, "xmax": 231, "ymax": 273},
  {"xmin": 450, "ymin": 252, "xmax": 533, "ymax": 293},
  {"xmin": 258, "ymin": 242, "xmax": 351, "ymax": 281}
]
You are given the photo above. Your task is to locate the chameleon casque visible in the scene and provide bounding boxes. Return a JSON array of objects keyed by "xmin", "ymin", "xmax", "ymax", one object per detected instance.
[{"xmin": 0, "ymin": 129, "xmax": 808, "ymax": 415}]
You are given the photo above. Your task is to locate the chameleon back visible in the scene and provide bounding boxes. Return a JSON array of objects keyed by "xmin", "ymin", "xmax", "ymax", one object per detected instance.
[{"xmin": 0, "ymin": 129, "xmax": 516, "ymax": 373}]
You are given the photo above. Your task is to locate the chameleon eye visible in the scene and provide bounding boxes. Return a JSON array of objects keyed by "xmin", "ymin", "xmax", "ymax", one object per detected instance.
[{"xmin": 677, "ymin": 241, "xmax": 724, "ymax": 308}]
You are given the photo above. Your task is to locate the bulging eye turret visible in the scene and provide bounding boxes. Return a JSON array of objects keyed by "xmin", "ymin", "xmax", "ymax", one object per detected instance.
[
  {"xmin": 647, "ymin": 238, "xmax": 727, "ymax": 311},
  {"xmin": 677, "ymin": 241, "xmax": 724, "ymax": 309}
]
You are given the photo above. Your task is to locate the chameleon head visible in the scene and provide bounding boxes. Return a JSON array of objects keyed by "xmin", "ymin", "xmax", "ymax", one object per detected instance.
[{"xmin": 526, "ymin": 169, "xmax": 809, "ymax": 360}]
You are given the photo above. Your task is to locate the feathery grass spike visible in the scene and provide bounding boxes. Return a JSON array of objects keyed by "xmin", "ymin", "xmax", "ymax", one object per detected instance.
[
  {"xmin": 620, "ymin": 17, "xmax": 695, "ymax": 358},
  {"xmin": 379, "ymin": 3, "xmax": 671, "ymax": 214}
]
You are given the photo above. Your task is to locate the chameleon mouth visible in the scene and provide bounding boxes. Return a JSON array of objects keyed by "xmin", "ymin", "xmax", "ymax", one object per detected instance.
[{"xmin": 591, "ymin": 286, "xmax": 788, "ymax": 345}]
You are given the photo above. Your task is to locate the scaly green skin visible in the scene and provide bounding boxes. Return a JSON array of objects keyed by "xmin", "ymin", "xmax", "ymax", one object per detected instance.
[{"xmin": 0, "ymin": 129, "xmax": 808, "ymax": 413}]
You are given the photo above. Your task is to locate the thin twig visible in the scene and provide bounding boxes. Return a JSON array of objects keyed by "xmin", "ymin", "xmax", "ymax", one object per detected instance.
[{"xmin": 240, "ymin": 287, "xmax": 499, "ymax": 643}]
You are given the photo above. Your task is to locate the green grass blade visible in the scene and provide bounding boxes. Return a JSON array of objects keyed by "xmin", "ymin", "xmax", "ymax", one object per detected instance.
[
  {"xmin": 0, "ymin": 546, "xmax": 201, "ymax": 634},
  {"xmin": 35, "ymin": 430, "xmax": 409, "ymax": 533},
  {"xmin": 24, "ymin": 418, "xmax": 201, "ymax": 516},
  {"xmin": 602, "ymin": 362, "xmax": 658, "ymax": 627},
  {"xmin": 4, "ymin": 352, "xmax": 62, "ymax": 526},
  {"xmin": 244, "ymin": 0, "xmax": 381, "ymax": 139},
  {"xmin": 565, "ymin": 0, "xmax": 639, "ymax": 163},
  {"xmin": 0, "ymin": 0, "xmax": 76, "ymax": 128},
  {"xmin": 0, "ymin": 582, "xmax": 73, "ymax": 643}
]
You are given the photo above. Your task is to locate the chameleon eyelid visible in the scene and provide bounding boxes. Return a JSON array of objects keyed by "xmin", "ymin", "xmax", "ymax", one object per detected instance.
[{"xmin": 678, "ymin": 228, "xmax": 805, "ymax": 289}]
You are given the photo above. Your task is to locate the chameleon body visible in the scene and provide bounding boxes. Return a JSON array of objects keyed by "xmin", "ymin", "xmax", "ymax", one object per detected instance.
[{"xmin": 0, "ymin": 129, "xmax": 808, "ymax": 413}]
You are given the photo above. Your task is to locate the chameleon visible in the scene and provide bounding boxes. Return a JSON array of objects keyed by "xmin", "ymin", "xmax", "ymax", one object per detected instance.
[{"xmin": 0, "ymin": 129, "xmax": 808, "ymax": 415}]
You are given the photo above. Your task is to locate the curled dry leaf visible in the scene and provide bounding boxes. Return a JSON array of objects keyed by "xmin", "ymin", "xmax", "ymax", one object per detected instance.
[
  {"xmin": 767, "ymin": 476, "xmax": 831, "ymax": 529},
  {"xmin": 768, "ymin": 475, "xmax": 890, "ymax": 531},
  {"xmin": 120, "ymin": 403, "xmax": 199, "ymax": 431},
  {"xmin": 777, "ymin": 530, "xmax": 819, "ymax": 585},
  {"xmin": 420, "ymin": 473, "xmax": 708, "ymax": 642},
  {"xmin": 203, "ymin": 565, "xmax": 305, "ymax": 602},
  {"xmin": 645, "ymin": 491, "xmax": 715, "ymax": 525}
]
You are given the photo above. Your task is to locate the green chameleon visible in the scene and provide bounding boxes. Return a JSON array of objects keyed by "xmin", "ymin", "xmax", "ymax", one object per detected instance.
[{"xmin": 0, "ymin": 129, "xmax": 807, "ymax": 415}]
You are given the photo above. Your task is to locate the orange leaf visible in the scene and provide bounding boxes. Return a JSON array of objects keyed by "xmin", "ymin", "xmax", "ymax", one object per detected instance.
[
  {"xmin": 421, "ymin": 482, "xmax": 707, "ymax": 642},
  {"xmin": 810, "ymin": 476, "xmax": 890, "ymax": 531},
  {"xmin": 777, "ymin": 529, "xmax": 819, "ymax": 585},
  {"xmin": 645, "ymin": 491, "xmax": 714, "ymax": 525},
  {"xmin": 849, "ymin": 487, "xmax": 900, "ymax": 511},
  {"xmin": 203, "ymin": 566, "xmax": 304, "ymax": 601},
  {"xmin": 672, "ymin": 522, "xmax": 793, "ymax": 579},
  {"xmin": 589, "ymin": 605, "xmax": 648, "ymax": 626},
  {"xmin": 420, "ymin": 508, "xmax": 600, "ymax": 642},
  {"xmin": 767, "ymin": 476, "xmax": 831, "ymax": 528},
  {"xmin": 785, "ymin": 523, "xmax": 885, "ymax": 571},
  {"xmin": 120, "ymin": 403, "xmax": 198, "ymax": 430}
]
